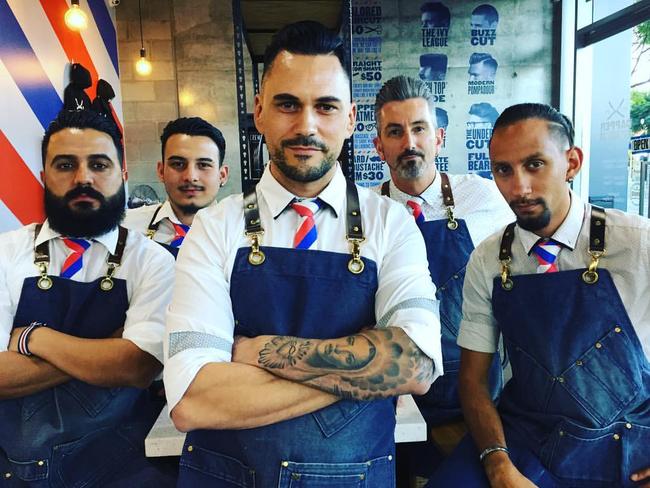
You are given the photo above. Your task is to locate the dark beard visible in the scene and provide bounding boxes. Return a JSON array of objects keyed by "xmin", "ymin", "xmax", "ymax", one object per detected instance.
[
  {"xmin": 45, "ymin": 185, "xmax": 125, "ymax": 238},
  {"xmin": 511, "ymin": 198, "xmax": 551, "ymax": 231},
  {"xmin": 175, "ymin": 203, "xmax": 201, "ymax": 215},
  {"xmin": 272, "ymin": 135, "xmax": 335, "ymax": 183}
]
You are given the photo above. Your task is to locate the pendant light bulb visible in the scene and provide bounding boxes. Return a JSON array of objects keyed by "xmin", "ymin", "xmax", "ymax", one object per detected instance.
[
  {"xmin": 64, "ymin": 1, "xmax": 88, "ymax": 31},
  {"xmin": 135, "ymin": 48, "xmax": 152, "ymax": 76}
]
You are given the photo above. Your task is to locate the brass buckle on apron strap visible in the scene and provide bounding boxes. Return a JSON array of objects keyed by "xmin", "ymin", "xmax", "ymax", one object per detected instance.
[
  {"xmin": 242, "ymin": 179, "xmax": 367, "ymax": 273},
  {"xmin": 440, "ymin": 173, "xmax": 458, "ymax": 231},
  {"xmin": 33, "ymin": 224, "xmax": 128, "ymax": 291},
  {"xmin": 497, "ymin": 205, "xmax": 607, "ymax": 289},
  {"xmin": 582, "ymin": 205, "xmax": 606, "ymax": 284}
]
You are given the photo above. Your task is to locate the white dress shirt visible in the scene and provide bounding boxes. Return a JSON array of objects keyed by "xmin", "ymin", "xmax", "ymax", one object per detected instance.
[
  {"xmin": 383, "ymin": 172, "xmax": 514, "ymax": 247},
  {"xmin": 164, "ymin": 165, "xmax": 444, "ymax": 411},
  {"xmin": 0, "ymin": 221, "xmax": 175, "ymax": 363},
  {"xmin": 122, "ymin": 200, "xmax": 185, "ymax": 245},
  {"xmin": 459, "ymin": 191, "xmax": 650, "ymax": 360}
]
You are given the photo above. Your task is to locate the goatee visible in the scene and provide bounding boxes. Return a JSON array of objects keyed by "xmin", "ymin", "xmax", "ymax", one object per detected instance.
[
  {"xmin": 45, "ymin": 184, "xmax": 125, "ymax": 238},
  {"xmin": 272, "ymin": 135, "xmax": 335, "ymax": 183}
]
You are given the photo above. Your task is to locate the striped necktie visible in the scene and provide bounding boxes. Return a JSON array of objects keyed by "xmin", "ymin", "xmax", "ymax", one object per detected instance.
[
  {"xmin": 406, "ymin": 199, "xmax": 425, "ymax": 226},
  {"xmin": 291, "ymin": 198, "xmax": 322, "ymax": 249},
  {"xmin": 60, "ymin": 238, "xmax": 91, "ymax": 279},
  {"xmin": 170, "ymin": 223, "xmax": 190, "ymax": 248},
  {"xmin": 533, "ymin": 240, "xmax": 561, "ymax": 273}
]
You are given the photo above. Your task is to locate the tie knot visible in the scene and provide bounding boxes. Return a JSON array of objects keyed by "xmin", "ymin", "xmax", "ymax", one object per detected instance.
[
  {"xmin": 291, "ymin": 198, "xmax": 322, "ymax": 218},
  {"xmin": 533, "ymin": 239, "xmax": 561, "ymax": 273},
  {"xmin": 406, "ymin": 199, "xmax": 425, "ymax": 225},
  {"xmin": 62, "ymin": 238, "xmax": 91, "ymax": 254},
  {"xmin": 170, "ymin": 223, "xmax": 190, "ymax": 248}
]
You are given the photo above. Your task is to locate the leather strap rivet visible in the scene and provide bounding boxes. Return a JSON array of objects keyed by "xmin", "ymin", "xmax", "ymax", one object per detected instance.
[
  {"xmin": 614, "ymin": 326, "xmax": 621, "ymax": 333},
  {"xmin": 613, "ymin": 433, "xmax": 620, "ymax": 441},
  {"xmin": 626, "ymin": 423, "xmax": 632, "ymax": 429}
]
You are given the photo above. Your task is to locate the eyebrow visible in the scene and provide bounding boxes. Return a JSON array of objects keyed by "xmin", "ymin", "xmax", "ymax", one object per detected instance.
[
  {"xmin": 50, "ymin": 154, "xmax": 113, "ymax": 165},
  {"xmin": 167, "ymin": 155, "xmax": 215, "ymax": 163},
  {"xmin": 272, "ymin": 93, "xmax": 343, "ymax": 105}
]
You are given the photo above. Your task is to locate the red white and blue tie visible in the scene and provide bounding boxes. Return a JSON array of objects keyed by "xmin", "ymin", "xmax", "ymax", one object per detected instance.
[
  {"xmin": 291, "ymin": 198, "xmax": 322, "ymax": 249},
  {"xmin": 60, "ymin": 238, "xmax": 91, "ymax": 279},
  {"xmin": 533, "ymin": 240, "xmax": 561, "ymax": 273},
  {"xmin": 406, "ymin": 199, "xmax": 425, "ymax": 226},
  {"xmin": 170, "ymin": 223, "xmax": 190, "ymax": 248}
]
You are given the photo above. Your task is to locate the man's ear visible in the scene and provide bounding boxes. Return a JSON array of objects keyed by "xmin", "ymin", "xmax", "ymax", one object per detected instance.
[
  {"xmin": 373, "ymin": 135, "xmax": 385, "ymax": 161},
  {"xmin": 566, "ymin": 146, "xmax": 583, "ymax": 182},
  {"xmin": 156, "ymin": 160, "xmax": 165, "ymax": 183}
]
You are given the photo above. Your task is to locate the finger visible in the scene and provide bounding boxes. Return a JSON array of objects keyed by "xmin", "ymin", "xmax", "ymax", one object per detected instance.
[{"xmin": 631, "ymin": 466, "xmax": 650, "ymax": 483}]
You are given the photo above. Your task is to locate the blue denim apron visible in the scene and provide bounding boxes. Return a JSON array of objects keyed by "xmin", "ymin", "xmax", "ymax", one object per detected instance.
[
  {"xmin": 147, "ymin": 205, "xmax": 180, "ymax": 259},
  {"xmin": 382, "ymin": 176, "xmax": 502, "ymax": 425},
  {"xmin": 428, "ymin": 208, "xmax": 650, "ymax": 488},
  {"xmin": 0, "ymin": 227, "xmax": 167, "ymax": 487},
  {"xmin": 177, "ymin": 182, "xmax": 396, "ymax": 488}
]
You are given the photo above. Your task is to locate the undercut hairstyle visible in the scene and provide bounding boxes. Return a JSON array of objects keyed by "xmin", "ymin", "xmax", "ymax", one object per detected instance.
[
  {"xmin": 470, "ymin": 52, "xmax": 498, "ymax": 71},
  {"xmin": 473, "ymin": 4, "xmax": 499, "ymax": 24},
  {"xmin": 492, "ymin": 103, "xmax": 574, "ymax": 148},
  {"xmin": 469, "ymin": 103, "xmax": 499, "ymax": 125},
  {"xmin": 374, "ymin": 75, "xmax": 437, "ymax": 129},
  {"xmin": 420, "ymin": 2, "xmax": 451, "ymax": 28},
  {"xmin": 160, "ymin": 117, "xmax": 226, "ymax": 166},
  {"xmin": 262, "ymin": 20, "xmax": 348, "ymax": 81},
  {"xmin": 42, "ymin": 109, "xmax": 124, "ymax": 167}
]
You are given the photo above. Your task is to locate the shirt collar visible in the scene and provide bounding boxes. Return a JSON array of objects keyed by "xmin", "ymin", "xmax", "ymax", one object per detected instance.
[
  {"xmin": 388, "ymin": 172, "xmax": 439, "ymax": 206},
  {"xmin": 36, "ymin": 220, "xmax": 120, "ymax": 254},
  {"xmin": 518, "ymin": 190, "xmax": 586, "ymax": 253},
  {"xmin": 155, "ymin": 200, "xmax": 183, "ymax": 226},
  {"xmin": 257, "ymin": 163, "xmax": 346, "ymax": 218}
]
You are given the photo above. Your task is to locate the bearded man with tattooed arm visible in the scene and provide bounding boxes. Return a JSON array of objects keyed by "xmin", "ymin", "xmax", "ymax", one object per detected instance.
[{"xmin": 163, "ymin": 20, "xmax": 443, "ymax": 488}]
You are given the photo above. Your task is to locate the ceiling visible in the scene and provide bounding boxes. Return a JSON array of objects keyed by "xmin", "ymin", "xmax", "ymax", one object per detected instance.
[{"xmin": 240, "ymin": 0, "xmax": 344, "ymax": 61}]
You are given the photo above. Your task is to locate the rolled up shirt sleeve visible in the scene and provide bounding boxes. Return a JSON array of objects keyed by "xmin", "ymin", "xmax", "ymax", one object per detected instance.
[
  {"xmin": 374, "ymin": 204, "xmax": 443, "ymax": 381},
  {"xmin": 163, "ymin": 203, "xmax": 238, "ymax": 411},
  {"xmin": 457, "ymin": 245, "xmax": 500, "ymax": 353},
  {"xmin": 122, "ymin": 238, "xmax": 176, "ymax": 364}
]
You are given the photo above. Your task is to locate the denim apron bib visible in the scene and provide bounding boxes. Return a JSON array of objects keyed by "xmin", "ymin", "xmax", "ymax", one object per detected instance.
[
  {"xmin": 492, "ymin": 207, "xmax": 650, "ymax": 487},
  {"xmin": 146, "ymin": 205, "xmax": 180, "ymax": 259},
  {"xmin": 0, "ymin": 227, "xmax": 165, "ymax": 487},
  {"xmin": 177, "ymin": 180, "xmax": 396, "ymax": 488},
  {"xmin": 382, "ymin": 175, "xmax": 502, "ymax": 425}
]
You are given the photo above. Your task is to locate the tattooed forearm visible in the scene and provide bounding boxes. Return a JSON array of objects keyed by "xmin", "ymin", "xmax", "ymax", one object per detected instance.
[{"xmin": 253, "ymin": 328, "xmax": 435, "ymax": 400}]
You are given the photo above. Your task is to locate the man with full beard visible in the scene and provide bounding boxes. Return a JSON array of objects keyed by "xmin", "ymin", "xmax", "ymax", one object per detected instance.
[
  {"xmin": 0, "ymin": 109, "xmax": 176, "ymax": 486},
  {"xmin": 164, "ymin": 21, "xmax": 443, "ymax": 487},
  {"xmin": 123, "ymin": 117, "xmax": 228, "ymax": 258},
  {"xmin": 372, "ymin": 75, "xmax": 512, "ymax": 485},
  {"xmin": 428, "ymin": 103, "xmax": 650, "ymax": 487}
]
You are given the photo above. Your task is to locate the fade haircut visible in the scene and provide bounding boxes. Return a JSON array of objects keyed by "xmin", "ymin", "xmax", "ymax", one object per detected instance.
[
  {"xmin": 470, "ymin": 52, "xmax": 498, "ymax": 71},
  {"xmin": 473, "ymin": 4, "xmax": 499, "ymax": 25},
  {"xmin": 492, "ymin": 103, "xmax": 574, "ymax": 148},
  {"xmin": 469, "ymin": 103, "xmax": 500, "ymax": 125},
  {"xmin": 42, "ymin": 109, "xmax": 124, "ymax": 167},
  {"xmin": 262, "ymin": 21, "xmax": 348, "ymax": 82},
  {"xmin": 374, "ymin": 75, "xmax": 437, "ymax": 130},
  {"xmin": 160, "ymin": 117, "xmax": 226, "ymax": 166}
]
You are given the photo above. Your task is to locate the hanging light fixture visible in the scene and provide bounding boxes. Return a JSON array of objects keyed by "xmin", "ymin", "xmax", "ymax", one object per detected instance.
[
  {"xmin": 64, "ymin": 0, "xmax": 88, "ymax": 31},
  {"xmin": 135, "ymin": 0, "xmax": 152, "ymax": 76}
]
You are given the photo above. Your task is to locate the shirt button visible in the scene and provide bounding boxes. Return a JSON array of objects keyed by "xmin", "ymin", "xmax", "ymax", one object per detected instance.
[{"xmin": 613, "ymin": 433, "xmax": 620, "ymax": 441}]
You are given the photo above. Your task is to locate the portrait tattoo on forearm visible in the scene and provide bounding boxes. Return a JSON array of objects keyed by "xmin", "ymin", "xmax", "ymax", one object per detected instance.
[{"xmin": 256, "ymin": 328, "xmax": 435, "ymax": 400}]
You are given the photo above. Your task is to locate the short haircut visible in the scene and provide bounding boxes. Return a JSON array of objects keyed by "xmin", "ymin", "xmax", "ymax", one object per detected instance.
[
  {"xmin": 473, "ymin": 4, "xmax": 499, "ymax": 25},
  {"xmin": 160, "ymin": 117, "xmax": 226, "ymax": 166},
  {"xmin": 469, "ymin": 103, "xmax": 500, "ymax": 125},
  {"xmin": 420, "ymin": 2, "xmax": 451, "ymax": 28},
  {"xmin": 470, "ymin": 52, "xmax": 498, "ymax": 71},
  {"xmin": 262, "ymin": 21, "xmax": 348, "ymax": 81},
  {"xmin": 492, "ymin": 103, "xmax": 574, "ymax": 147},
  {"xmin": 42, "ymin": 109, "xmax": 124, "ymax": 168},
  {"xmin": 420, "ymin": 53, "xmax": 448, "ymax": 72},
  {"xmin": 435, "ymin": 107, "xmax": 449, "ymax": 130},
  {"xmin": 375, "ymin": 75, "xmax": 436, "ymax": 129}
]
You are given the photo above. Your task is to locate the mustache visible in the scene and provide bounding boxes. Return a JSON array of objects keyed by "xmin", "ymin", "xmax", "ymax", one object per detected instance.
[
  {"xmin": 64, "ymin": 185, "xmax": 106, "ymax": 203},
  {"xmin": 281, "ymin": 135, "xmax": 328, "ymax": 152},
  {"xmin": 178, "ymin": 184, "xmax": 205, "ymax": 191},
  {"xmin": 509, "ymin": 197, "xmax": 546, "ymax": 208},
  {"xmin": 397, "ymin": 149, "xmax": 425, "ymax": 163}
]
